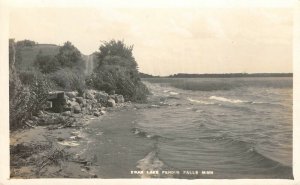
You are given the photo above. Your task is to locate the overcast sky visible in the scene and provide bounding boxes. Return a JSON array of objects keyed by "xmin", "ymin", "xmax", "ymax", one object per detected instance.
[{"xmin": 9, "ymin": 3, "xmax": 292, "ymax": 75}]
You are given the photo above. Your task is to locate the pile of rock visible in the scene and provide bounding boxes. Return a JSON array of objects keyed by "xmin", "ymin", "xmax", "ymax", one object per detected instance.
[{"xmin": 46, "ymin": 90, "xmax": 125, "ymax": 116}]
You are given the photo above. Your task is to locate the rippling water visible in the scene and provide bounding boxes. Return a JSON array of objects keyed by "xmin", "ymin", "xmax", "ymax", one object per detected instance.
[{"xmin": 135, "ymin": 77, "xmax": 293, "ymax": 178}]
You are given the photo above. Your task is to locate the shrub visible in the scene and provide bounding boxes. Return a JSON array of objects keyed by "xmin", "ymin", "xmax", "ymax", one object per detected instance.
[
  {"xmin": 90, "ymin": 40, "xmax": 149, "ymax": 102},
  {"xmin": 34, "ymin": 51, "xmax": 61, "ymax": 73},
  {"xmin": 16, "ymin": 39, "xmax": 37, "ymax": 48},
  {"xmin": 56, "ymin": 41, "xmax": 85, "ymax": 70},
  {"xmin": 10, "ymin": 73, "xmax": 53, "ymax": 129},
  {"xmin": 49, "ymin": 68, "xmax": 86, "ymax": 95}
]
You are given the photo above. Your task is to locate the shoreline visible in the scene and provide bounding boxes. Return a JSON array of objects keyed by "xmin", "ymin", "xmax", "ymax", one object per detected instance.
[{"xmin": 10, "ymin": 100, "xmax": 135, "ymax": 178}]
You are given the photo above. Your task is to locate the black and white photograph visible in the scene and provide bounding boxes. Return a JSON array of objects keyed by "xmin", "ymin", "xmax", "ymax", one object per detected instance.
[{"xmin": 1, "ymin": 0, "xmax": 299, "ymax": 183}]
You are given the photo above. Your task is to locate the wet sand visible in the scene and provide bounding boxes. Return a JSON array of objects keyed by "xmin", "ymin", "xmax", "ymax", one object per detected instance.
[{"xmin": 10, "ymin": 103, "xmax": 155, "ymax": 178}]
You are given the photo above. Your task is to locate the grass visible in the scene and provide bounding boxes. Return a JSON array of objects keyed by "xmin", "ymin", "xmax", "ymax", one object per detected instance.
[{"xmin": 17, "ymin": 44, "xmax": 60, "ymax": 71}]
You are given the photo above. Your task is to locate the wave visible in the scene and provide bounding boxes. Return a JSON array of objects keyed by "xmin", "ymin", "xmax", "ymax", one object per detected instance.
[
  {"xmin": 169, "ymin": 91, "xmax": 179, "ymax": 95},
  {"xmin": 209, "ymin": 96, "xmax": 281, "ymax": 106},
  {"xmin": 131, "ymin": 127, "xmax": 167, "ymax": 140},
  {"xmin": 197, "ymin": 134, "xmax": 291, "ymax": 169},
  {"xmin": 209, "ymin": 96, "xmax": 250, "ymax": 104},
  {"xmin": 187, "ymin": 98, "xmax": 215, "ymax": 105},
  {"xmin": 136, "ymin": 151, "xmax": 165, "ymax": 178}
]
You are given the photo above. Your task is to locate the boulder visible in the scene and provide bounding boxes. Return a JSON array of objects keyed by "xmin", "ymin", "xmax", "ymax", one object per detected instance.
[
  {"xmin": 62, "ymin": 111, "xmax": 72, "ymax": 116},
  {"xmin": 115, "ymin": 95, "xmax": 125, "ymax": 103},
  {"xmin": 46, "ymin": 101, "xmax": 52, "ymax": 109},
  {"xmin": 65, "ymin": 91, "xmax": 78, "ymax": 99},
  {"xmin": 76, "ymin": 97, "xmax": 85, "ymax": 104},
  {"xmin": 48, "ymin": 91, "xmax": 67, "ymax": 113},
  {"xmin": 69, "ymin": 101, "xmax": 81, "ymax": 114},
  {"xmin": 107, "ymin": 98, "xmax": 116, "ymax": 107},
  {"xmin": 94, "ymin": 112, "xmax": 101, "ymax": 117},
  {"xmin": 94, "ymin": 91, "xmax": 109, "ymax": 102},
  {"xmin": 85, "ymin": 91, "xmax": 95, "ymax": 100},
  {"xmin": 73, "ymin": 105, "xmax": 81, "ymax": 114}
]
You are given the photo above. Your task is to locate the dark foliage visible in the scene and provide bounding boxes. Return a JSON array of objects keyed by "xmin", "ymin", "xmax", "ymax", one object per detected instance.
[
  {"xmin": 9, "ymin": 39, "xmax": 53, "ymax": 129},
  {"xmin": 168, "ymin": 73, "xmax": 293, "ymax": 78},
  {"xmin": 88, "ymin": 40, "xmax": 149, "ymax": 102},
  {"xmin": 56, "ymin": 41, "xmax": 85, "ymax": 70},
  {"xmin": 16, "ymin": 40, "xmax": 37, "ymax": 48},
  {"xmin": 49, "ymin": 68, "xmax": 86, "ymax": 95},
  {"xmin": 34, "ymin": 50, "xmax": 61, "ymax": 73}
]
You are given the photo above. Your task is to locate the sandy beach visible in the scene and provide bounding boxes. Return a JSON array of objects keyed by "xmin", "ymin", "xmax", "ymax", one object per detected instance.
[{"xmin": 10, "ymin": 102, "xmax": 146, "ymax": 178}]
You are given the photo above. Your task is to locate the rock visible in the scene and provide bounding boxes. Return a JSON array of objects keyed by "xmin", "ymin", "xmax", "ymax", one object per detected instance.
[
  {"xmin": 81, "ymin": 107, "xmax": 87, "ymax": 114},
  {"xmin": 65, "ymin": 91, "xmax": 78, "ymax": 98},
  {"xmin": 31, "ymin": 116, "xmax": 39, "ymax": 121},
  {"xmin": 62, "ymin": 111, "xmax": 72, "ymax": 116},
  {"xmin": 48, "ymin": 91, "xmax": 65, "ymax": 100},
  {"xmin": 100, "ymin": 110, "xmax": 106, "ymax": 115},
  {"xmin": 46, "ymin": 101, "xmax": 52, "ymax": 109},
  {"xmin": 107, "ymin": 98, "xmax": 116, "ymax": 107},
  {"xmin": 115, "ymin": 95, "xmax": 124, "ymax": 103},
  {"xmin": 69, "ymin": 101, "xmax": 81, "ymax": 114},
  {"xmin": 76, "ymin": 97, "xmax": 85, "ymax": 104},
  {"xmin": 94, "ymin": 91, "xmax": 109, "ymax": 103},
  {"xmin": 86, "ymin": 99, "xmax": 97, "ymax": 105},
  {"xmin": 86, "ymin": 104, "xmax": 92, "ymax": 111},
  {"xmin": 85, "ymin": 91, "xmax": 95, "ymax": 100},
  {"xmin": 73, "ymin": 105, "xmax": 81, "ymax": 114},
  {"xmin": 93, "ymin": 112, "xmax": 101, "ymax": 117}
]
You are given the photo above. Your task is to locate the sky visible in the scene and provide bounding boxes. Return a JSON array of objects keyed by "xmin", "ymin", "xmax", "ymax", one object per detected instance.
[{"xmin": 9, "ymin": 1, "xmax": 293, "ymax": 76}]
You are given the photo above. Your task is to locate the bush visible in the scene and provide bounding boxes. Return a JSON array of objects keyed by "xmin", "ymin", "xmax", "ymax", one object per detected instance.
[
  {"xmin": 10, "ymin": 73, "xmax": 53, "ymax": 129},
  {"xmin": 49, "ymin": 68, "xmax": 86, "ymax": 95},
  {"xmin": 16, "ymin": 40, "xmax": 37, "ymax": 48},
  {"xmin": 90, "ymin": 40, "xmax": 149, "ymax": 102},
  {"xmin": 34, "ymin": 51, "xmax": 61, "ymax": 73},
  {"xmin": 18, "ymin": 70, "xmax": 38, "ymax": 85},
  {"xmin": 56, "ymin": 41, "xmax": 85, "ymax": 70},
  {"xmin": 87, "ymin": 65, "xmax": 149, "ymax": 102}
]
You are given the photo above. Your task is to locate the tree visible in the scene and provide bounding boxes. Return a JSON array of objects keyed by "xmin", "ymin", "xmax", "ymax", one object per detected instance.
[
  {"xmin": 89, "ymin": 40, "xmax": 149, "ymax": 102},
  {"xmin": 16, "ymin": 39, "xmax": 37, "ymax": 47},
  {"xmin": 95, "ymin": 40, "xmax": 137, "ymax": 70},
  {"xmin": 56, "ymin": 41, "xmax": 84, "ymax": 69},
  {"xmin": 34, "ymin": 50, "xmax": 61, "ymax": 73}
]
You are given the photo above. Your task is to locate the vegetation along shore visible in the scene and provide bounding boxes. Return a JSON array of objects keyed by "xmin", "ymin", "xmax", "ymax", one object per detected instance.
[{"xmin": 9, "ymin": 39, "xmax": 149, "ymax": 178}]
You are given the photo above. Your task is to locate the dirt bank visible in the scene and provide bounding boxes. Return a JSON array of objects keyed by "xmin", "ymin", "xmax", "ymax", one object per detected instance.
[{"xmin": 10, "ymin": 102, "xmax": 134, "ymax": 178}]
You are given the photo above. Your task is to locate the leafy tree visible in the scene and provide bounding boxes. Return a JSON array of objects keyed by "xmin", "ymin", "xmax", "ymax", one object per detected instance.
[
  {"xmin": 16, "ymin": 39, "xmax": 37, "ymax": 47},
  {"xmin": 89, "ymin": 40, "xmax": 149, "ymax": 102},
  {"xmin": 95, "ymin": 40, "xmax": 137, "ymax": 70},
  {"xmin": 34, "ymin": 50, "xmax": 61, "ymax": 73},
  {"xmin": 56, "ymin": 41, "xmax": 85, "ymax": 69},
  {"xmin": 9, "ymin": 39, "xmax": 52, "ymax": 129}
]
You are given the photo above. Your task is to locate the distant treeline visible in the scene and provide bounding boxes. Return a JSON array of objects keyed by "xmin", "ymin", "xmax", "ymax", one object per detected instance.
[
  {"xmin": 139, "ymin": 72, "xmax": 293, "ymax": 78},
  {"xmin": 168, "ymin": 73, "xmax": 293, "ymax": 78},
  {"xmin": 139, "ymin": 72, "xmax": 160, "ymax": 78}
]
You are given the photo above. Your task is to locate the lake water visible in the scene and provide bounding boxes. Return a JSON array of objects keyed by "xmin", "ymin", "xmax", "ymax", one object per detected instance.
[
  {"xmin": 135, "ymin": 77, "xmax": 293, "ymax": 178},
  {"xmin": 83, "ymin": 77, "xmax": 293, "ymax": 179}
]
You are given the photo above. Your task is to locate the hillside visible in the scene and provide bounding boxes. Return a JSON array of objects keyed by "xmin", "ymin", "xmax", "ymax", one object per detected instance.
[{"xmin": 16, "ymin": 44, "xmax": 60, "ymax": 71}]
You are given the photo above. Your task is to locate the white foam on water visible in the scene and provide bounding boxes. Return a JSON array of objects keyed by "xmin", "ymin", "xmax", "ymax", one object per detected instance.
[
  {"xmin": 187, "ymin": 97, "xmax": 215, "ymax": 105},
  {"xmin": 169, "ymin": 91, "xmax": 179, "ymax": 95},
  {"xmin": 136, "ymin": 151, "xmax": 164, "ymax": 178},
  {"xmin": 209, "ymin": 96, "xmax": 249, "ymax": 104},
  {"xmin": 58, "ymin": 141, "xmax": 80, "ymax": 146}
]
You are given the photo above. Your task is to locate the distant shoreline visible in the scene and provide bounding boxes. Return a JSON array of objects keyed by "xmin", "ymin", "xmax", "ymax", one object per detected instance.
[{"xmin": 140, "ymin": 73, "xmax": 293, "ymax": 78}]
